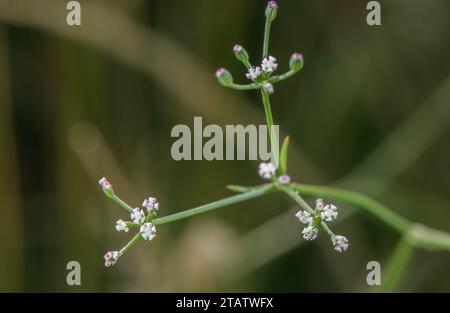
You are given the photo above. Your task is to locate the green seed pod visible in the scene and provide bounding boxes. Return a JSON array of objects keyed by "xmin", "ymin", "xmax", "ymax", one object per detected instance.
[{"xmin": 215, "ymin": 68, "xmax": 234, "ymax": 87}]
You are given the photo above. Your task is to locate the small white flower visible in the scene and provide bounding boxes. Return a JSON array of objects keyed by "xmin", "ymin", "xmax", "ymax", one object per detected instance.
[
  {"xmin": 295, "ymin": 210, "xmax": 312, "ymax": 225},
  {"xmin": 278, "ymin": 174, "xmax": 291, "ymax": 185},
  {"xmin": 258, "ymin": 162, "xmax": 276, "ymax": 180},
  {"xmin": 140, "ymin": 222, "xmax": 157, "ymax": 241},
  {"xmin": 98, "ymin": 177, "xmax": 112, "ymax": 189},
  {"xmin": 321, "ymin": 204, "xmax": 338, "ymax": 222},
  {"xmin": 115, "ymin": 219, "xmax": 129, "ymax": 232},
  {"xmin": 131, "ymin": 207, "xmax": 145, "ymax": 224},
  {"xmin": 261, "ymin": 56, "xmax": 278, "ymax": 72},
  {"xmin": 263, "ymin": 82, "xmax": 274, "ymax": 94},
  {"xmin": 142, "ymin": 197, "xmax": 159, "ymax": 213},
  {"xmin": 246, "ymin": 66, "xmax": 262, "ymax": 81},
  {"xmin": 332, "ymin": 235, "xmax": 349, "ymax": 252},
  {"xmin": 315, "ymin": 198, "xmax": 324, "ymax": 211},
  {"xmin": 104, "ymin": 251, "xmax": 119, "ymax": 267},
  {"xmin": 302, "ymin": 225, "xmax": 318, "ymax": 241}
]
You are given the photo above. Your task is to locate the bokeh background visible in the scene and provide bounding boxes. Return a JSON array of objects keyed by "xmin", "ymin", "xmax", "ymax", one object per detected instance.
[{"xmin": 0, "ymin": 0, "xmax": 450, "ymax": 292}]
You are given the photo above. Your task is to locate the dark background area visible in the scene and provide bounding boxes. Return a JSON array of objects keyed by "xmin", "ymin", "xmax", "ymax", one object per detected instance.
[{"xmin": 0, "ymin": 0, "xmax": 449, "ymax": 292}]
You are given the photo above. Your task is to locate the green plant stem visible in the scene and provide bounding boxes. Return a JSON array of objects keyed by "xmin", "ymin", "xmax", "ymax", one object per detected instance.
[
  {"xmin": 407, "ymin": 223, "xmax": 450, "ymax": 251},
  {"xmin": 319, "ymin": 221, "xmax": 335, "ymax": 239},
  {"xmin": 153, "ymin": 185, "xmax": 274, "ymax": 225},
  {"xmin": 262, "ymin": 14, "xmax": 272, "ymax": 59},
  {"xmin": 279, "ymin": 185, "xmax": 315, "ymax": 214},
  {"xmin": 112, "ymin": 194, "xmax": 134, "ymax": 213},
  {"xmin": 229, "ymin": 82, "xmax": 259, "ymax": 90},
  {"xmin": 269, "ymin": 70, "xmax": 296, "ymax": 83},
  {"xmin": 261, "ymin": 89, "xmax": 279, "ymax": 166},
  {"xmin": 377, "ymin": 237, "xmax": 414, "ymax": 292},
  {"xmin": 119, "ymin": 232, "xmax": 141, "ymax": 256}
]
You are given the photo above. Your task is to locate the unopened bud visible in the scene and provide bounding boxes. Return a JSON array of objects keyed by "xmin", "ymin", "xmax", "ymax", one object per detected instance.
[
  {"xmin": 289, "ymin": 53, "xmax": 304, "ymax": 72},
  {"xmin": 233, "ymin": 44, "xmax": 250, "ymax": 65},
  {"xmin": 215, "ymin": 68, "xmax": 234, "ymax": 87},
  {"xmin": 265, "ymin": 1, "xmax": 278, "ymax": 22},
  {"xmin": 263, "ymin": 82, "xmax": 274, "ymax": 94},
  {"xmin": 99, "ymin": 177, "xmax": 114, "ymax": 198}
]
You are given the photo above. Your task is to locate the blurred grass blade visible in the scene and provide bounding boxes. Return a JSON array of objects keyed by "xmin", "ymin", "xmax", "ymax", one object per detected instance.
[{"xmin": 377, "ymin": 237, "xmax": 414, "ymax": 292}]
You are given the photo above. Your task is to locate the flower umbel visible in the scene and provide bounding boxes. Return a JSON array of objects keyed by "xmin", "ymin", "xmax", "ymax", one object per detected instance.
[
  {"xmin": 99, "ymin": 176, "xmax": 161, "ymax": 267},
  {"xmin": 294, "ymin": 198, "xmax": 348, "ymax": 251},
  {"xmin": 261, "ymin": 56, "xmax": 278, "ymax": 73},
  {"xmin": 246, "ymin": 66, "xmax": 262, "ymax": 81}
]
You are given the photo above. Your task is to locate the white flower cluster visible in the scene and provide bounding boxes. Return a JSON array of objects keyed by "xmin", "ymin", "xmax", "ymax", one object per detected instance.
[
  {"xmin": 142, "ymin": 197, "xmax": 159, "ymax": 214},
  {"xmin": 120, "ymin": 196, "xmax": 159, "ymax": 242},
  {"xmin": 100, "ymin": 180, "xmax": 160, "ymax": 266},
  {"xmin": 140, "ymin": 222, "xmax": 157, "ymax": 241},
  {"xmin": 295, "ymin": 198, "xmax": 349, "ymax": 252},
  {"xmin": 258, "ymin": 163, "xmax": 291, "ymax": 185},
  {"xmin": 295, "ymin": 209, "xmax": 317, "ymax": 241},
  {"xmin": 315, "ymin": 198, "xmax": 338, "ymax": 222},
  {"xmin": 258, "ymin": 162, "xmax": 276, "ymax": 180},
  {"xmin": 131, "ymin": 207, "xmax": 146, "ymax": 224},
  {"xmin": 245, "ymin": 55, "xmax": 278, "ymax": 82},
  {"xmin": 332, "ymin": 235, "xmax": 349, "ymax": 253},
  {"xmin": 104, "ymin": 251, "xmax": 119, "ymax": 267}
]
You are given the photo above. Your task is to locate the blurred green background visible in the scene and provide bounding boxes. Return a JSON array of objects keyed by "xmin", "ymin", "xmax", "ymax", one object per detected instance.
[{"xmin": 0, "ymin": 0, "xmax": 450, "ymax": 292}]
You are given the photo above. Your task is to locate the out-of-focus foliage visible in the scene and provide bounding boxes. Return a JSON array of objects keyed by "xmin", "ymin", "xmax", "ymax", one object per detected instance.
[{"xmin": 0, "ymin": 0, "xmax": 449, "ymax": 292}]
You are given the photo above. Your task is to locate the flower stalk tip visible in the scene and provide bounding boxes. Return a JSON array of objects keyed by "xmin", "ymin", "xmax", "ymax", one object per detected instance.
[
  {"xmin": 98, "ymin": 177, "xmax": 114, "ymax": 198},
  {"xmin": 233, "ymin": 44, "xmax": 250, "ymax": 67},
  {"xmin": 265, "ymin": 1, "xmax": 278, "ymax": 22},
  {"xmin": 289, "ymin": 53, "xmax": 304, "ymax": 72},
  {"xmin": 215, "ymin": 68, "xmax": 233, "ymax": 87},
  {"xmin": 104, "ymin": 251, "xmax": 119, "ymax": 267}
]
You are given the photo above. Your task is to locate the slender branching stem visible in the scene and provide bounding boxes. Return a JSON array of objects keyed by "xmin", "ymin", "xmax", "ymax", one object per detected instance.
[
  {"xmin": 153, "ymin": 185, "xmax": 274, "ymax": 225},
  {"xmin": 279, "ymin": 185, "xmax": 315, "ymax": 214},
  {"xmin": 269, "ymin": 70, "xmax": 296, "ymax": 83},
  {"xmin": 229, "ymin": 82, "xmax": 260, "ymax": 90},
  {"xmin": 261, "ymin": 89, "xmax": 279, "ymax": 166},
  {"xmin": 111, "ymin": 194, "xmax": 134, "ymax": 213},
  {"xmin": 102, "ymin": 3, "xmax": 450, "ymax": 279},
  {"xmin": 262, "ymin": 13, "xmax": 272, "ymax": 59},
  {"xmin": 119, "ymin": 232, "xmax": 141, "ymax": 256}
]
